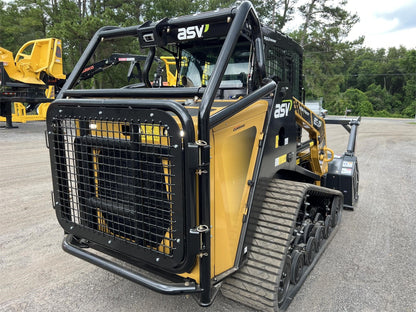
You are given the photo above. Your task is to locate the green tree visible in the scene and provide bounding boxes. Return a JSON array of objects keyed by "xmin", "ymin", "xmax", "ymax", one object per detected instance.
[
  {"xmin": 336, "ymin": 88, "xmax": 374, "ymax": 116},
  {"xmin": 46, "ymin": 0, "xmax": 145, "ymax": 71},
  {"xmin": 297, "ymin": 0, "xmax": 359, "ymax": 48},
  {"xmin": 382, "ymin": 47, "xmax": 406, "ymax": 97},
  {"xmin": 0, "ymin": 0, "xmax": 47, "ymax": 51},
  {"xmin": 346, "ymin": 48, "xmax": 378, "ymax": 92},
  {"xmin": 1, "ymin": 0, "xmax": 415, "ymax": 117},
  {"xmin": 400, "ymin": 49, "xmax": 416, "ymax": 117},
  {"xmin": 291, "ymin": 0, "xmax": 362, "ymax": 114},
  {"xmin": 365, "ymin": 83, "xmax": 392, "ymax": 112},
  {"xmin": 141, "ymin": 0, "xmax": 234, "ymax": 22},
  {"xmin": 251, "ymin": 0, "xmax": 297, "ymax": 30}
]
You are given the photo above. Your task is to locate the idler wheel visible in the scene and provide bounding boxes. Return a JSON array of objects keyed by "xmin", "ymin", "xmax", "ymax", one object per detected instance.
[
  {"xmin": 290, "ymin": 250, "xmax": 304, "ymax": 284},
  {"xmin": 330, "ymin": 197, "xmax": 341, "ymax": 227},
  {"xmin": 324, "ymin": 215, "xmax": 332, "ymax": 238}
]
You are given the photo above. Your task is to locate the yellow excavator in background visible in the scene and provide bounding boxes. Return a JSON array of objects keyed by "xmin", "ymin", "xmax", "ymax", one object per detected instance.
[
  {"xmin": 0, "ymin": 38, "xmax": 65, "ymax": 85},
  {"xmin": 0, "ymin": 38, "xmax": 66, "ymax": 127},
  {"xmin": 0, "ymin": 38, "xmax": 160, "ymax": 128}
]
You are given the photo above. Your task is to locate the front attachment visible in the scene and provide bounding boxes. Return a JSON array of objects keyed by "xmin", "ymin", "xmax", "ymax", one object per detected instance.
[{"xmin": 325, "ymin": 154, "xmax": 359, "ymax": 209}]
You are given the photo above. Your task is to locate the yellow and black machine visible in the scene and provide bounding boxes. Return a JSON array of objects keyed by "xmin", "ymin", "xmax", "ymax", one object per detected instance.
[
  {"xmin": 0, "ymin": 38, "xmax": 66, "ymax": 127},
  {"xmin": 0, "ymin": 37, "xmax": 151, "ymax": 127},
  {"xmin": 46, "ymin": 2, "xmax": 360, "ymax": 310}
]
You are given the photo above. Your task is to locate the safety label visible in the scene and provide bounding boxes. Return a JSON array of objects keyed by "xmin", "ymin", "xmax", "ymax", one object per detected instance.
[
  {"xmin": 275, "ymin": 154, "xmax": 287, "ymax": 167},
  {"xmin": 341, "ymin": 168, "xmax": 352, "ymax": 174},
  {"xmin": 342, "ymin": 161, "xmax": 353, "ymax": 168}
]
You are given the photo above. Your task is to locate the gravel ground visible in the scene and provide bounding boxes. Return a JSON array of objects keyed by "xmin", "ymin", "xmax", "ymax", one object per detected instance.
[{"xmin": 1, "ymin": 117, "xmax": 415, "ymax": 312}]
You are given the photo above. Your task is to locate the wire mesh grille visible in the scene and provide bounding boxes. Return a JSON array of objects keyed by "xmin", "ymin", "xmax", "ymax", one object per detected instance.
[
  {"xmin": 265, "ymin": 45, "xmax": 284, "ymax": 83},
  {"xmin": 53, "ymin": 117, "xmax": 178, "ymax": 256},
  {"xmin": 265, "ymin": 44, "xmax": 302, "ymax": 99}
]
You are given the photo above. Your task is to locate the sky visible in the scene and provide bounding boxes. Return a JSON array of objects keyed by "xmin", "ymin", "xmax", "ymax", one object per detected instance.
[{"xmin": 346, "ymin": 0, "xmax": 416, "ymax": 49}]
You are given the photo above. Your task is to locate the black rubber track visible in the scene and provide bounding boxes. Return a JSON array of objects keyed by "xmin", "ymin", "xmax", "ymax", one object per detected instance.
[{"xmin": 221, "ymin": 179, "xmax": 342, "ymax": 312}]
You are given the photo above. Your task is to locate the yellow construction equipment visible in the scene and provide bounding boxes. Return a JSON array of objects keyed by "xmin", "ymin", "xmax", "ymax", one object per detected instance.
[
  {"xmin": 160, "ymin": 56, "xmax": 178, "ymax": 86},
  {"xmin": 1, "ymin": 86, "xmax": 55, "ymax": 123},
  {"xmin": 0, "ymin": 38, "xmax": 65, "ymax": 127},
  {"xmin": 0, "ymin": 38, "xmax": 65, "ymax": 85}
]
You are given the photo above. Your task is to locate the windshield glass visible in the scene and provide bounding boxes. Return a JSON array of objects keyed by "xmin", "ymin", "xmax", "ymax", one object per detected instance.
[
  {"xmin": 179, "ymin": 38, "xmax": 251, "ymax": 88},
  {"xmin": 72, "ymin": 36, "xmax": 252, "ymax": 91}
]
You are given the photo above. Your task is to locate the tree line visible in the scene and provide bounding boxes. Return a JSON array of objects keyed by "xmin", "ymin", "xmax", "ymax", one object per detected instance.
[{"xmin": 1, "ymin": 0, "xmax": 415, "ymax": 117}]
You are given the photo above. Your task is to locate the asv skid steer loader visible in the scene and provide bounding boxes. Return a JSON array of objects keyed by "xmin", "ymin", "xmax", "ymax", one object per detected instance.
[{"xmin": 46, "ymin": 1, "xmax": 360, "ymax": 310}]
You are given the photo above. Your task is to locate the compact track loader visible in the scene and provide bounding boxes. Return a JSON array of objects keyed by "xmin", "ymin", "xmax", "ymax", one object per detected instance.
[{"xmin": 46, "ymin": 2, "xmax": 360, "ymax": 310}]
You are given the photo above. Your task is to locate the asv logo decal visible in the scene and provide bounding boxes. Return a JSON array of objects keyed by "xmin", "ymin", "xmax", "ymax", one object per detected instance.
[
  {"xmin": 274, "ymin": 100, "xmax": 292, "ymax": 118},
  {"xmin": 313, "ymin": 116, "xmax": 322, "ymax": 128},
  {"xmin": 177, "ymin": 24, "xmax": 209, "ymax": 40}
]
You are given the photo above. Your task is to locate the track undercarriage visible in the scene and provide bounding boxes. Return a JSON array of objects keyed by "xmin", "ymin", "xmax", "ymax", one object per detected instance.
[{"xmin": 222, "ymin": 179, "xmax": 343, "ymax": 311}]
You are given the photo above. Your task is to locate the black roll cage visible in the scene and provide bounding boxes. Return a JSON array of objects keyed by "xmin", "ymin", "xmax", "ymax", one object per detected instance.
[{"xmin": 55, "ymin": 1, "xmax": 278, "ymax": 306}]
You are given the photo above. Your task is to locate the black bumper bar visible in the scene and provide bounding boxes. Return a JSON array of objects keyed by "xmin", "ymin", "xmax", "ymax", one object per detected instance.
[{"xmin": 62, "ymin": 235, "xmax": 201, "ymax": 295}]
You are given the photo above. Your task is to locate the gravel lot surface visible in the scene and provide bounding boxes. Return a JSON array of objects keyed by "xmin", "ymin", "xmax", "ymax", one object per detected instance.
[{"xmin": 1, "ymin": 117, "xmax": 415, "ymax": 312}]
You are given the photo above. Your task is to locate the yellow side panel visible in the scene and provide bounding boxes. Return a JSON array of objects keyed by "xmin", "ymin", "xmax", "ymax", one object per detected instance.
[
  {"xmin": 211, "ymin": 100, "xmax": 268, "ymax": 276},
  {"xmin": 48, "ymin": 39, "xmax": 66, "ymax": 80},
  {"xmin": 160, "ymin": 56, "xmax": 188, "ymax": 86},
  {"xmin": 160, "ymin": 56, "xmax": 178, "ymax": 86},
  {"xmin": 177, "ymin": 100, "xmax": 268, "ymax": 283}
]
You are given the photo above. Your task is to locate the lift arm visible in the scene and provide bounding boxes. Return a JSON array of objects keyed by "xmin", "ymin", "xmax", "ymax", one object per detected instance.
[{"xmin": 325, "ymin": 116, "xmax": 361, "ymax": 156}]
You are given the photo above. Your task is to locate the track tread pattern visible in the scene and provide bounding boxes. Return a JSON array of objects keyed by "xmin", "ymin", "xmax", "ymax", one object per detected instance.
[
  {"xmin": 221, "ymin": 179, "xmax": 309, "ymax": 312},
  {"xmin": 221, "ymin": 179, "xmax": 343, "ymax": 311}
]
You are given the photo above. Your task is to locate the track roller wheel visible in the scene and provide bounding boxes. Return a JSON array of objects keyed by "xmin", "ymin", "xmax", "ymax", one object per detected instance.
[
  {"xmin": 313, "ymin": 225, "xmax": 324, "ymax": 251},
  {"xmin": 305, "ymin": 237, "xmax": 316, "ymax": 265},
  {"xmin": 290, "ymin": 250, "xmax": 304, "ymax": 284},
  {"xmin": 303, "ymin": 223, "xmax": 313, "ymax": 243},
  {"xmin": 293, "ymin": 231, "xmax": 302, "ymax": 246},
  {"xmin": 314, "ymin": 212, "xmax": 322, "ymax": 223},
  {"xmin": 278, "ymin": 258, "xmax": 291, "ymax": 306},
  {"xmin": 331, "ymin": 197, "xmax": 341, "ymax": 227},
  {"xmin": 324, "ymin": 215, "xmax": 332, "ymax": 239}
]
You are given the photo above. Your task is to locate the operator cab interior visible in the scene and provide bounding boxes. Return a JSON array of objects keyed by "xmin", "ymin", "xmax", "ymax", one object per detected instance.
[
  {"xmin": 177, "ymin": 37, "xmax": 252, "ymax": 99},
  {"xmin": 75, "ymin": 35, "xmax": 255, "ymax": 100}
]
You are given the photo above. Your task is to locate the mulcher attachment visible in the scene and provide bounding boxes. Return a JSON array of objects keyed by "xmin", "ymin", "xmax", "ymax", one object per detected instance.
[
  {"xmin": 221, "ymin": 179, "xmax": 343, "ymax": 311},
  {"xmin": 324, "ymin": 117, "xmax": 361, "ymax": 209}
]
